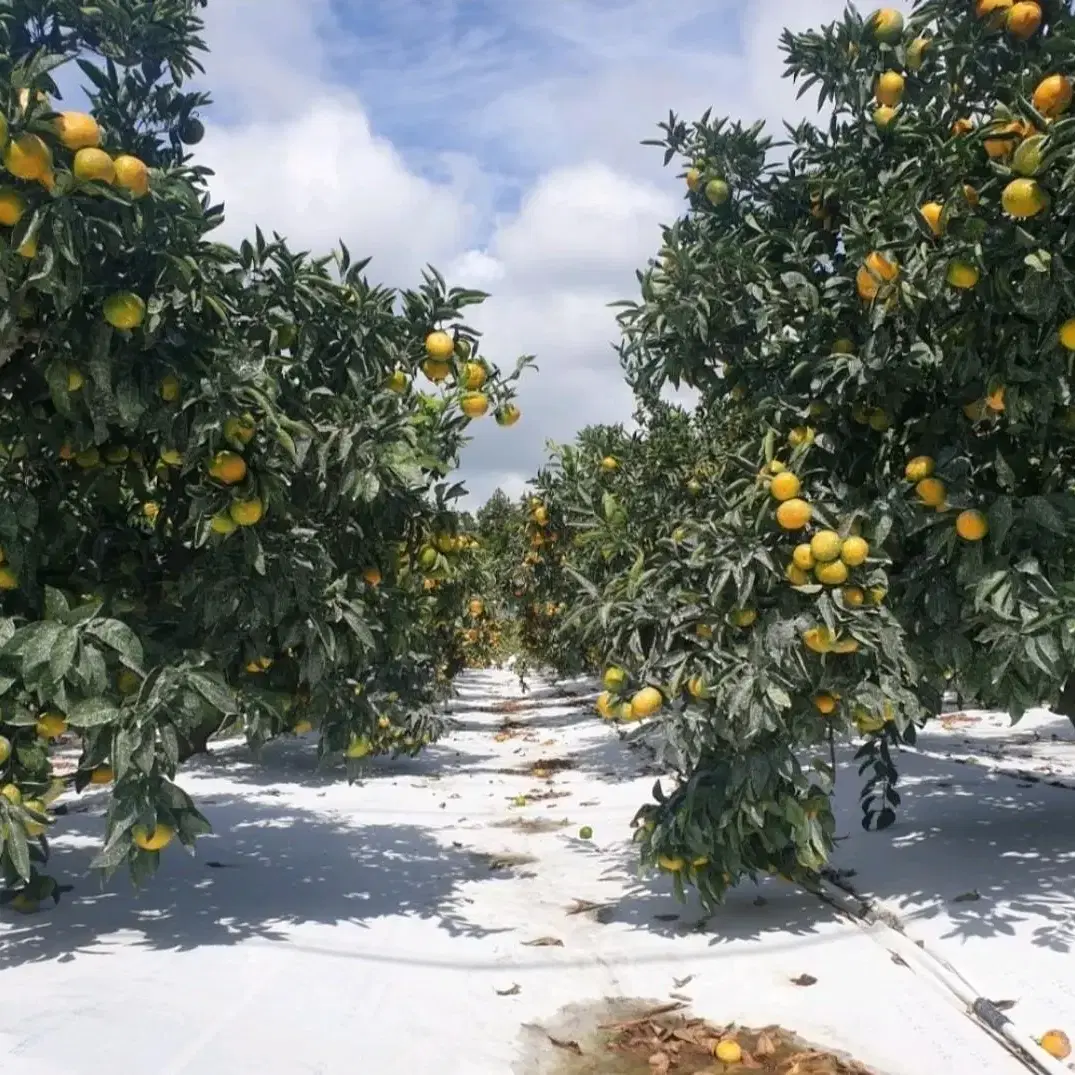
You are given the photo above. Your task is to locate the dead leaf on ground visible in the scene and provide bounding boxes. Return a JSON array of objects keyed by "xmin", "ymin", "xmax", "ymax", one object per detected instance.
[
  {"xmin": 790, "ymin": 973, "xmax": 817, "ymax": 987},
  {"xmin": 952, "ymin": 889, "xmax": 981, "ymax": 902},
  {"xmin": 496, "ymin": 983, "xmax": 521, "ymax": 996},
  {"xmin": 673, "ymin": 975, "xmax": 694, "ymax": 988},
  {"xmin": 547, "ymin": 1035, "xmax": 582, "ymax": 1055},
  {"xmin": 522, "ymin": 936, "xmax": 564, "ymax": 947}
]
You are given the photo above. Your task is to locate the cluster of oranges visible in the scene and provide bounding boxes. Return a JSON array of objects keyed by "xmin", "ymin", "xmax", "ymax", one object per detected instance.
[
  {"xmin": 595, "ymin": 665, "xmax": 663, "ymax": 723},
  {"xmin": 412, "ymin": 330, "xmax": 521, "ymax": 427},
  {"xmin": 904, "ymin": 455, "xmax": 988, "ymax": 541},
  {"xmin": 0, "ymin": 97, "xmax": 149, "ymax": 263}
]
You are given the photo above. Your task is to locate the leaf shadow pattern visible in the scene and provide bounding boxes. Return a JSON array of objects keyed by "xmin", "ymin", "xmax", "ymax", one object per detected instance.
[
  {"xmin": 0, "ymin": 786, "xmax": 513, "ymax": 970},
  {"xmin": 828, "ymin": 741, "xmax": 1075, "ymax": 955}
]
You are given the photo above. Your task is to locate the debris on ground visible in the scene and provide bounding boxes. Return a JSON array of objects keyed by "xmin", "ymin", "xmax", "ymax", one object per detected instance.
[{"xmin": 519, "ymin": 1000, "xmax": 880, "ymax": 1074}]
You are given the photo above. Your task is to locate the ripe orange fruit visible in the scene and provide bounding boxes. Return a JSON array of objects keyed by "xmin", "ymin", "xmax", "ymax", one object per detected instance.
[
  {"xmin": 786, "ymin": 563, "xmax": 810, "ymax": 586},
  {"xmin": 769, "ymin": 471, "xmax": 801, "ymax": 501},
  {"xmin": 714, "ymin": 1040, "xmax": 742, "ymax": 1064},
  {"xmin": 810, "ymin": 530, "xmax": 842, "ymax": 563},
  {"xmin": 776, "ymin": 498, "xmax": 811, "ymax": 530},
  {"xmin": 35, "ymin": 712, "xmax": 67, "ymax": 739},
  {"xmin": 132, "ymin": 823, "xmax": 174, "ymax": 851},
  {"xmin": 422, "ymin": 358, "xmax": 451, "ymax": 383},
  {"xmin": 425, "ymin": 330, "xmax": 455, "ymax": 360},
  {"xmin": 461, "ymin": 362, "xmax": 487, "ymax": 390},
  {"xmin": 89, "ymin": 766, "xmax": 114, "ymax": 785},
  {"xmin": 868, "ymin": 8, "xmax": 904, "ymax": 43},
  {"xmin": 102, "ymin": 292, "xmax": 146, "ymax": 330},
  {"xmin": 815, "ymin": 560, "xmax": 849, "ymax": 586},
  {"xmin": 460, "ymin": 392, "xmax": 488, "ymax": 418},
  {"xmin": 0, "ymin": 187, "xmax": 27, "ymax": 226},
  {"xmin": 840, "ymin": 536, "xmax": 870, "ymax": 566},
  {"xmin": 947, "ymin": 260, "xmax": 979, "ymax": 289},
  {"xmin": 814, "ymin": 693, "xmax": 838, "ymax": 715},
  {"xmin": 916, "ymin": 477, "xmax": 946, "ymax": 507},
  {"xmin": 363, "ymin": 567, "xmax": 382, "ymax": 586},
  {"xmin": 983, "ymin": 119, "xmax": 1031, "ymax": 160},
  {"xmin": 920, "ymin": 202, "xmax": 943, "ymax": 236},
  {"xmin": 1006, "ymin": 0, "xmax": 1041, "ymax": 37},
  {"xmin": 1032, "ymin": 74, "xmax": 1072, "ymax": 118},
  {"xmin": 986, "ymin": 386, "xmax": 1006, "ymax": 412},
  {"xmin": 495, "ymin": 404, "xmax": 521, "ymax": 427},
  {"xmin": 905, "ymin": 455, "xmax": 934, "ymax": 481},
  {"xmin": 630, "ymin": 686, "xmax": 663, "ymax": 718},
  {"xmin": 0, "ymin": 566, "xmax": 19, "ymax": 590},
  {"xmin": 112, "ymin": 155, "xmax": 149, "ymax": 197},
  {"xmin": 1059, "ymin": 319, "xmax": 1075, "ymax": 350},
  {"xmin": 228, "ymin": 497, "xmax": 263, "ymax": 526},
  {"xmin": 802, "ymin": 626, "xmax": 836, "ymax": 653},
  {"xmin": 1002, "ymin": 178, "xmax": 1048, "ymax": 218},
  {"xmin": 956, "ymin": 509, "xmax": 988, "ymax": 541},
  {"xmin": 842, "ymin": 585, "xmax": 866, "ymax": 607},
  {"xmin": 208, "ymin": 451, "xmax": 247, "ymax": 485},
  {"xmin": 685, "ymin": 167, "xmax": 702, "ymax": 191},
  {"xmin": 1040, "ymin": 1030, "xmax": 1071, "ymax": 1060},
  {"xmin": 16, "ymin": 234, "xmax": 37, "ymax": 259},
  {"xmin": 962, "ymin": 183, "xmax": 980, "ymax": 206},
  {"xmin": 595, "ymin": 691, "xmax": 616, "ymax": 719},
  {"xmin": 53, "ymin": 111, "xmax": 101, "ymax": 150},
  {"xmin": 856, "ymin": 251, "xmax": 898, "ymax": 301},
  {"xmin": 872, "ymin": 105, "xmax": 898, "ymax": 130},
  {"xmin": 3, "ymin": 133, "xmax": 52, "ymax": 180},
  {"xmin": 73, "ymin": 147, "xmax": 115, "ymax": 183},
  {"xmin": 976, "ymin": 0, "xmax": 1013, "ymax": 27},
  {"xmin": 792, "ymin": 543, "xmax": 815, "ymax": 570},
  {"xmin": 875, "ymin": 71, "xmax": 904, "ymax": 107}
]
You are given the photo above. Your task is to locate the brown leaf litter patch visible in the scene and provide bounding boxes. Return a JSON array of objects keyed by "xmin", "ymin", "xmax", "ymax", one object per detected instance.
[
  {"xmin": 515, "ymin": 999, "xmax": 878, "ymax": 1075},
  {"xmin": 938, "ymin": 712, "xmax": 983, "ymax": 729}
]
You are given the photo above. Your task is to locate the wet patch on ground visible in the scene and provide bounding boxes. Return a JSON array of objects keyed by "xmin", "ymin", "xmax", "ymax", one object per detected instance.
[{"xmin": 515, "ymin": 998, "xmax": 880, "ymax": 1075}]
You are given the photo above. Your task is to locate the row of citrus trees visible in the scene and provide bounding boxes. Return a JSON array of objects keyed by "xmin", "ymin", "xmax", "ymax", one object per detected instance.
[
  {"xmin": 501, "ymin": 0, "xmax": 1075, "ymax": 905},
  {"xmin": 0, "ymin": 0, "xmax": 526, "ymax": 912}
]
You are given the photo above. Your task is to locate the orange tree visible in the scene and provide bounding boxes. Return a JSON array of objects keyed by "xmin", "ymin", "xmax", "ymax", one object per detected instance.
[
  {"xmin": 510, "ymin": 0, "xmax": 1075, "ymax": 903},
  {"xmin": 0, "ymin": 0, "xmax": 525, "ymax": 912}
]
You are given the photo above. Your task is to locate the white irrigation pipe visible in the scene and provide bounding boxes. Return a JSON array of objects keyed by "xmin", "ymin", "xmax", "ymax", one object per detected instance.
[{"xmin": 809, "ymin": 874, "xmax": 1071, "ymax": 1075}]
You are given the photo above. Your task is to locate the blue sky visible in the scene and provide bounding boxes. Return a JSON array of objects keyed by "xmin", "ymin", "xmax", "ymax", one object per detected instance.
[{"xmin": 74, "ymin": 0, "xmax": 914, "ymax": 505}]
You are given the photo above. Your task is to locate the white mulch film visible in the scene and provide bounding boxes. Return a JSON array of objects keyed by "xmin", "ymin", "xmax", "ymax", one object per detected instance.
[{"xmin": 1, "ymin": 668, "xmax": 1072, "ymax": 1075}]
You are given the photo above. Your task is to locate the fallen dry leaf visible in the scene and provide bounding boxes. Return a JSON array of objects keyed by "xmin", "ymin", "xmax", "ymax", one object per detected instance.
[
  {"xmin": 547, "ymin": 1035, "xmax": 582, "ymax": 1055},
  {"xmin": 673, "ymin": 975, "xmax": 694, "ymax": 988},
  {"xmin": 952, "ymin": 889, "xmax": 981, "ymax": 902},
  {"xmin": 790, "ymin": 973, "xmax": 817, "ymax": 987},
  {"xmin": 495, "ymin": 983, "xmax": 520, "ymax": 996},
  {"xmin": 522, "ymin": 936, "xmax": 563, "ymax": 947}
]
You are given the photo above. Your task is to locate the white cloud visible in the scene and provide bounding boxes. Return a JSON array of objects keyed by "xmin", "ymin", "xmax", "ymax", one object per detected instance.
[
  {"xmin": 197, "ymin": 96, "xmax": 474, "ymax": 285},
  {"xmin": 186, "ymin": 0, "xmax": 915, "ymax": 508}
]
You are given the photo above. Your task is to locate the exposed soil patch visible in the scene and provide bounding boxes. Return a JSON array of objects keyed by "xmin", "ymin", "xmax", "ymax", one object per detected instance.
[
  {"xmin": 516, "ymin": 999, "xmax": 879, "ymax": 1075},
  {"xmin": 526, "ymin": 757, "xmax": 576, "ymax": 777}
]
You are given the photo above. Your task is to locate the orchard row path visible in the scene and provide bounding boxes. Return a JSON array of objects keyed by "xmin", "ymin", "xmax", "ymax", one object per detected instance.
[{"xmin": 1, "ymin": 668, "xmax": 1071, "ymax": 1074}]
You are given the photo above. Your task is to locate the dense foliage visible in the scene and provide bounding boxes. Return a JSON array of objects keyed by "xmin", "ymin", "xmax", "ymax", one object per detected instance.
[
  {"xmin": 503, "ymin": 0, "xmax": 1075, "ymax": 903},
  {"xmin": 0, "ymin": 0, "xmax": 526, "ymax": 912}
]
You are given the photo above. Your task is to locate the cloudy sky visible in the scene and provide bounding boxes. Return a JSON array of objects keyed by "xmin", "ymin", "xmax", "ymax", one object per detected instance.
[{"xmin": 189, "ymin": 0, "xmax": 911, "ymax": 506}]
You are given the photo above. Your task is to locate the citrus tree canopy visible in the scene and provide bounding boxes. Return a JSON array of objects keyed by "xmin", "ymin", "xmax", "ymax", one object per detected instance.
[
  {"xmin": 499, "ymin": 0, "xmax": 1075, "ymax": 904},
  {"xmin": 0, "ymin": 0, "xmax": 527, "ymax": 913}
]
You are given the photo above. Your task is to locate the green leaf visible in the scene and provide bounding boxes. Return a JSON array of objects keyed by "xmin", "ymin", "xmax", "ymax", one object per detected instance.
[
  {"xmin": 87, "ymin": 619, "xmax": 144, "ymax": 669},
  {"xmin": 6, "ymin": 820, "xmax": 31, "ymax": 881},
  {"xmin": 67, "ymin": 697, "xmax": 120, "ymax": 728},
  {"xmin": 186, "ymin": 671, "xmax": 237, "ymax": 715},
  {"xmin": 49, "ymin": 628, "xmax": 79, "ymax": 682}
]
